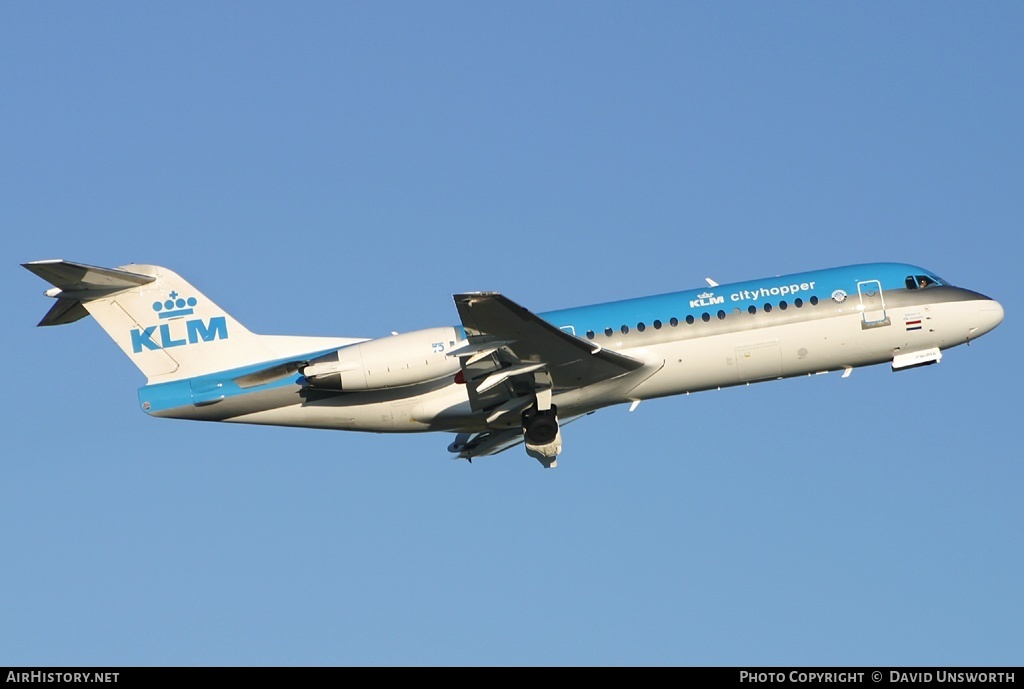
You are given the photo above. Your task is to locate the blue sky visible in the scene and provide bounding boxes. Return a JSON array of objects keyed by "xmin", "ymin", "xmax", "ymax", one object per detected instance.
[{"xmin": 3, "ymin": 2, "xmax": 1022, "ymax": 666}]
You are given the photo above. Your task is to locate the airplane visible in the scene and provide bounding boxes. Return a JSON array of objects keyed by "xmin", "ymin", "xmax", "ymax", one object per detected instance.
[{"xmin": 23, "ymin": 259, "xmax": 1003, "ymax": 468}]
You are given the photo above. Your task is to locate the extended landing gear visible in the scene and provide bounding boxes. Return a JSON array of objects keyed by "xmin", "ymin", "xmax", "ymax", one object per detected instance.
[
  {"xmin": 523, "ymin": 405, "xmax": 558, "ymax": 444},
  {"xmin": 522, "ymin": 404, "xmax": 561, "ymax": 468}
]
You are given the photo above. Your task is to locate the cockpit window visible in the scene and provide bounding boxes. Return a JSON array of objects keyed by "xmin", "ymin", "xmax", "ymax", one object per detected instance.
[{"xmin": 905, "ymin": 275, "xmax": 946, "ymax": 289}]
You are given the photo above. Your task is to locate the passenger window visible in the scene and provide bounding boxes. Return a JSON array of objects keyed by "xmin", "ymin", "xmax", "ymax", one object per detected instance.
[
  {"xmin": 686, "ymin": 315, "xmax": 695, "ymax": 324},
  {"xmin": 810, "ymin": 296, "xmax": 819, "ymax": 305},
  {"xmin": 779, "ymin": 301, "xmax": 788, "ymax": 310},
  {"xmin": 653, "ymin": 320, "xmax": 662, "ymax": 330},
  {"xmin": 670, "ymin": 317, "xmax": 679, "ymax": 327},
  {"xmin": 586, "ymin": 330, "xmax": 595, "ymax": 340},
  {"xmin": 621, "ymin": 325, "xmax": 629, "ymax": 334},
  {"xmin": 701, "ymin": 312, "xmax": 711, "ymax": 322},
  {"xmin": 637, "ymin": 322, "xmax": 646, "ymax": 332},
  {"xmin": 605, "ymin": 327, "xmax": 614, "ymax": 337},
  {"xmin": 794, "ymin": 298, "xmax": 803, "ymax": 307},
  {"xmin": 748, "ymin": 305, "xmax": 757, "ymax": 315},
  {"xmin": 717, "ymin": 310, "xmax": 726, "ymax": 320},
  {"xmin": 764, "ymin": 303, "xmax": 773, "ymax": 313}
]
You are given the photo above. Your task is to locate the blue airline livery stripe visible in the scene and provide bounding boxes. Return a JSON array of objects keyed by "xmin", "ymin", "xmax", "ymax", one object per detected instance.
[
  {"xmin": 536, "ymin": 262, "xmax": 940, "ymax": 335},
  {"xmin": 139, "ymin": 347, "xmax": 341, "ymax": 412}
]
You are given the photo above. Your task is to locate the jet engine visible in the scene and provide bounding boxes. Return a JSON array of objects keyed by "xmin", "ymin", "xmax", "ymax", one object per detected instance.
[{"xmin": 302, "ymin": 327, "xmax": 461, "ymax": 391}]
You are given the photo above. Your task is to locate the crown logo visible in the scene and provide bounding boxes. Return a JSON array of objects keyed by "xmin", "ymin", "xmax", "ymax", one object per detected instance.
[
  {"xmin": 152, "ymin": 291, "xmax": 198, "ymax": 319},
  {"xmin": 697, "ymin": 291, "xmax": 715, "ymax": 299}
]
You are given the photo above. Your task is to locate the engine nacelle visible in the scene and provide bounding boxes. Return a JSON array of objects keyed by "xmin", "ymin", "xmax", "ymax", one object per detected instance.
[{"xmin": 302, "ymin": 327, "xmax": 461, "ymax": 391}]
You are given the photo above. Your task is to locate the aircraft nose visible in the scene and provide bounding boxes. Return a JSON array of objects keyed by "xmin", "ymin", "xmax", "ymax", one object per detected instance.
[{"xmin": 971, "ymin": 298, "xmax": 1004, "ymax": 339}]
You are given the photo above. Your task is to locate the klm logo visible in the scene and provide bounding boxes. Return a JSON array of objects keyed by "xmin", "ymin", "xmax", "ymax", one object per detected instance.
[
  {"xmin": 130, "ymin": 292, "xmax": 229, "ymax": 353},
  {"xmin": 690, "ymin": 291, "xmax": 725, "ymax": 308}
]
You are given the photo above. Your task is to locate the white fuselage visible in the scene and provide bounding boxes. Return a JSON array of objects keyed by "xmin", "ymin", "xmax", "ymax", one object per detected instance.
[{"xmin": 209, "ymin": 286, "xmax": 1001, "ymax": 434}]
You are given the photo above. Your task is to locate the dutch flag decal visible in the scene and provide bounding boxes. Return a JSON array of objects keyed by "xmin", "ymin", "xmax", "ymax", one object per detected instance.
[{"xmin": 906, "ymin": 319, "xmax": 923, "ymax": 331}]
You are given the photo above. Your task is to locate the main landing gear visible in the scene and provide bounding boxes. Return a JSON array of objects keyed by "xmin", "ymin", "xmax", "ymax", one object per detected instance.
[{"xmin": 522, "ymin": 403, "xmax": 561, "ymax": 468}]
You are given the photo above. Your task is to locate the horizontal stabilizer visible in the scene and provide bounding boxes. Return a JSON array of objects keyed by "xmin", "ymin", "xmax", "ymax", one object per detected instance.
[
  {"xmin": 37, "ymin": 297, "xmax": 90, "ymax": 326},
  {"xmin": 23, "ymin": 260, "xmax": 156, "ymax": 328},
  {"xmin": 22, "ymin": 260, "xmax": 155, "ymax": 292}
]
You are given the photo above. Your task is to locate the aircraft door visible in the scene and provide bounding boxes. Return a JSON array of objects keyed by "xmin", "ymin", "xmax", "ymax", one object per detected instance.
[
  {"xmin": 735, "ymin": 341, "xmax": 783, "ymax": 382},
  {"xmin": 857, "ymin": 280, "xmax": 890, "ymax": 329}
]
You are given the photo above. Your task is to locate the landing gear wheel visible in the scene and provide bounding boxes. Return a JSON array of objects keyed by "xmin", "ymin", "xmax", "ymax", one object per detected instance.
[{"xmin": 522, "ymin": 405, "xmax": 559, "ymax": 445}]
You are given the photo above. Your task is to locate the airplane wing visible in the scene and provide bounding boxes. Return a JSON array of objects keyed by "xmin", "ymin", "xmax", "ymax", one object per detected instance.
[
  {"xmin": 450, "ymin": 292, "xmax": 644, "ymax": 426},
  {"xmin": 448, "ymin": 428, "xmax": 525, "ymax": 459}
]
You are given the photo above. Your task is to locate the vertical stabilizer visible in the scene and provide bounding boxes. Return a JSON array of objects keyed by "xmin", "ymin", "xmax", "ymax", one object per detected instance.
[{"xmin": 23, "ymin": 260, "xmax": 274, "ymax": 383}]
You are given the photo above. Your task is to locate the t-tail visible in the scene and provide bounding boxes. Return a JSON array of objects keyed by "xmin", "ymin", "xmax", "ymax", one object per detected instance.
[{"xmin": 23, "ymin": 260, "xmax": 283, "ymax": 383}]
